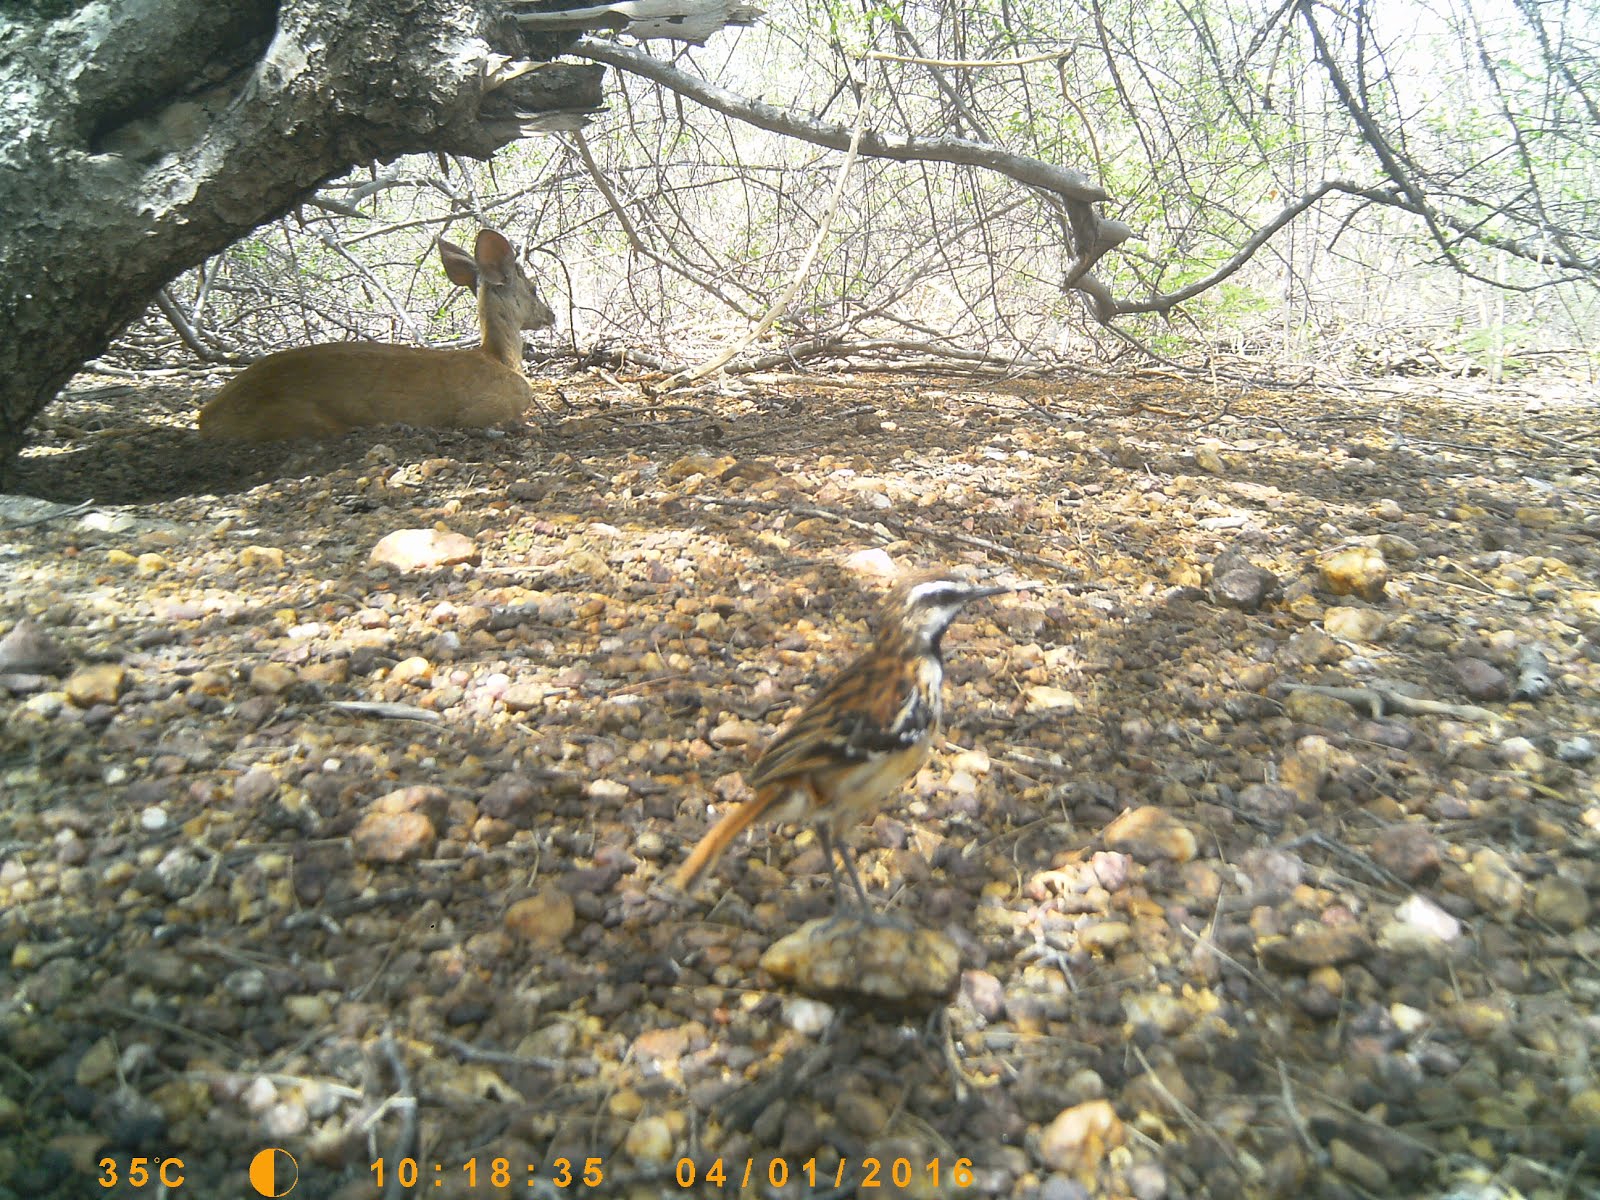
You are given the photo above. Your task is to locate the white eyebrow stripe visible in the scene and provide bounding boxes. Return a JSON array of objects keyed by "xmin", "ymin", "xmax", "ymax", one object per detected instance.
[{"xmin": 906, "ymin": 580, "xmax": 959, "ymax": 605}]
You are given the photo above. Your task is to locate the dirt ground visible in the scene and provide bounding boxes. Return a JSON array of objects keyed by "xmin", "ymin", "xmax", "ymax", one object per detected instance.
[{"xmin": 2, "ymin": 366, "xmax": 1599, "ymax": 1199}]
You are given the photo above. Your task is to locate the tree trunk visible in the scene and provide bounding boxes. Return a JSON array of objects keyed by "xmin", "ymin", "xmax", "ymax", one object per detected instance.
[{"xmin": 0, "ymin": 0, "xmax": 742, "ymax": 484}]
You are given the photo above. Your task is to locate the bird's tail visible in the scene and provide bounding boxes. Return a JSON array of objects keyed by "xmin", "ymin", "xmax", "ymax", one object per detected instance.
[{"xmin": 669, "ymin": 790, "xmax": 778, "ymax": 894}]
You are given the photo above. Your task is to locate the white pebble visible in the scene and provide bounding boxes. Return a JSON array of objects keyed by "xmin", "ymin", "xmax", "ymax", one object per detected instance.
[
  {"xmin": 1395, "ymin": 894, "xmax": 1460, "ymax": 942},
  {"xmin": 262, "ymin": 1099, "xmax": 309, "ymax": 1139},
  {"xmin": 1390, "ymin": 1003, "xmax": 1428, "ymax": 1035},
  {"xmin": 782, "ymin": 997, "xmax": 835, "ymax": 1036},
  {"xmin": 241, "ymin": 1076, "xmax": 278, "ymax": 1114},
  {"xmin": 139, "ymin": 806, "xmax": 169, "ymax": 831}
]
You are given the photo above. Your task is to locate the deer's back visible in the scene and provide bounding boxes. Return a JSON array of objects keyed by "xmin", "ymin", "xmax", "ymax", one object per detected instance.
[{"xmin": 198, "ymin": 343, "xmax": 533, "ymax": 442}]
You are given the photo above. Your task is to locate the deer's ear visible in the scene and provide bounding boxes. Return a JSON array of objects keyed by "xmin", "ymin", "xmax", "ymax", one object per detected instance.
[
  {"xmin": 438, "ymin": 237, "xmax": 479, "ymax": 290},
  {"xmin": 473, "ymin": 230, "xmax": 517, "ymax": 287}
]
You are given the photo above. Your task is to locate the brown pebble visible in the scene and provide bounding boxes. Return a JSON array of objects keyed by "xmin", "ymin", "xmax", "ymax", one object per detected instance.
[
  {"xmin": 64, "ymin": 663, "xmax": 126, "ymax": 707},
  {"xmin": 504, "ymin": 889, "xmax": 576, "ymax": 946},
  {"xmin": 351, "ymin": 811, "xmax": 436, "ymax": 863},
  {"xmin": 1259, "ymin": 927, "xmax": 1373, "ymax": 972}
]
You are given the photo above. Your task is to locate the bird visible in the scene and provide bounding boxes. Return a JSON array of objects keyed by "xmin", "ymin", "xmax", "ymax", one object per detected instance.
[{"xmin": 669, "ymin": 571, "xmax": 1012, "ymax": 911}]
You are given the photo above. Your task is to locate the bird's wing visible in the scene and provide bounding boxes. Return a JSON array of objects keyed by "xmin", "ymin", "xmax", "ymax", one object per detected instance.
[{"xmin": 746, "ymin": 650, "xmax": 938, "ymax": 789}]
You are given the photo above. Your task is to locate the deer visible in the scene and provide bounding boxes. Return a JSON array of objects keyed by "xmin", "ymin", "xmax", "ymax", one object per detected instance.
[{"xmin": 197, "ymin": 229, "xmax": 554, "ymax": 442}]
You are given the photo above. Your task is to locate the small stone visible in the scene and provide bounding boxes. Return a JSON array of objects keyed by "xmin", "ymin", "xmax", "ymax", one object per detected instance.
[
  {"xmin": 224, "ymin": 968, "xmax": 268, "ymax": 1002},
  {"xmin": 1284, "ymin": 628, "xmax": 1344, "ymax": 666},
  {"xmin": 709, "ymin": 718, "xmax": 761, "ymax": 746},
  {"xmin": 959, "ymin": 969, "xmax": 1006, "ymax": 1021},
  {"xmin": 262, "ymin": 1099, "xmax": 309, "ymax": 1139},
  {"xmin": 139, "ymin": 806, "xmax": 169, "ymax": 832},
  {"xmin": 1210, "ymin": 553, "xmax": 1277, "ymax": 613},
  {"xmin": 135, "ymin": 552, "xmax": 169, "ymax": 575},
  {"xmin": 388, "ymin": 656, "xmax": 432, "ymax": 685},
  {"xmin": 233, "ymin": 769, "xmax": 278, "ymax": 808},
  {"xmin": 781, "ymin": 997, "xmax": 834, "ymax": 1036},
  {"xmin": 1122, "ymin": 992, "xmax": 1190, "ymax": 1036},
  {"xmin": 1078, "ymin": 921, "xmax": 1132, "ymax": 954},
  {"xmin": 1090, "ymin": 851, "xmax": 1130, "ymax": 891},
  {"xmin": 283, "ymin": 994, "xmax": 332, "ymax": 1025},
  {"xmin": 1468, "ymin": 847, "xmax": 1524, "ymax": 916},
  {"xmin": 1567, "ymin": 1089, "xmax": 1600, "ymax": 1128},
  {"xmin": 1102, "ymin": 807, "xmax": 1197, "ymax": 863},
  {"xmin": 351, "ymin": 810, "xmax": 436, "ymax": 863},
  {"xmin": 248, "ymin": 663, "xmax": 297, "ymax": 694},
  {"xmin": 608, "ymin": 1089, "xmax": 644, "ymax": 1120},
  {"xmin": 1324, "ymin": 606, "xmax": 1389, "ymax": 642},
  {"xmin": 1259, "ymin": 927, "xmax": 1373, "ymax": 972},
  {"xmin": 1556, "ymin": 736, "xmax": 1596, "ymax": 764},
  {"xmin": 1532, "ymin": 876, "xmax": 1588, "ymax": 931},
  {"xmin": 835, "ymin": 1090, "xmax": 891, "ymax": 1138},
  {"xmin": 585, "ymin": 779, "xmax": 630, "ymax": 803},
  {"xmin": 1330, "ymin": 1138, "xmax": 1390, "ymax": 1192},
  {"xmin": 665, "ymin": 453, "xmax": 733, "ymax": 481},
  {"xmin": 1282, "ymin": 690, "xmax": 1355, "ymax": 729},
  {"xmin": 1318, "ymin": 546, "xmax": 1388, "ymax": 601},
  {"xmin": 0, "ymin": 620, "xmax": 70, "ymax": 675},
  {"xmin": 241, "ymin": 1076, "xmax": 279, "ymax": 1114},
  {"xmin": 154, "ymin": 847, "xmax": 206, "ymax": 898},
  {"xmin": 1236, "ymin": 783, "xmax": 1299, "ymax": 822},
  {"xmin": 238, "ymin": 545, "xmax": 286, "ymax": 572},
  {"xmin": 1495, "ymin": 736, "xmax": 1543, "ymax": 771},
  {"xmin": 504, "ymin": 889, "xmax": 575, "ymax": 945},
  {"xmin": 1240, "ymin": 847, "xmax": 1303, "ymax": 894},
  {"xmin": 1037, "ymin": 1178, "xmax": 1091, "ymax": 1200},
  {"xmin": 369, "ymin": 528, "xmax": 479, "ymax": 572},
  {"xmin": 1128, "ymin": 1161, "xmax": 1168, "ymax": 1200},
  {"xmin": 480, "ymin": 774, "xmax": 539, "ymax": 819},
  {"xmin": 64, "ymin": 663, "xmax": 125, "ymax": 707},
  {"xmin": 1453, "ymin": 657, "xmax": 1509, "ymax": 702},
  {"xmin": 1038, "ymin": 1099, "xmax": 1125, "ymax": 1175},
  {"xmin": 1024, "ymin": 684, "xmax": 1078, "ymax": 712},
  {"xmin": 1369, "ymin": 825, "xmax": 1443, "ymax": 883},
  {"xmin": 1392, "ymin": 894, "xmax": 1461, "ymax": 943},
  {"xmin": 1449, "ymin": 1000, "xmax": 1510, "ymax": 1041},
  {"xmin": 623, "ymin": 1115, "xmax": 673, "ymax": 1165},
  {"xmin": 499, "ymin": 683, "xmax": 545, "ymax": 712},
  {"xmin": 1390, "ymin": 1003, "xmax": 1428, "ymax": 1036},
  {"xmin": 75, "ymin": 1037, "xmax": 117, "ymax": 1088}
]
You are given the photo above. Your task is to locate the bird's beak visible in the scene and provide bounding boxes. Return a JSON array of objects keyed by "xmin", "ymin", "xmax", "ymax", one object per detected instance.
[{"xmin": 964, "ymin": 583, "xmax": 1015, "ymax": 601}]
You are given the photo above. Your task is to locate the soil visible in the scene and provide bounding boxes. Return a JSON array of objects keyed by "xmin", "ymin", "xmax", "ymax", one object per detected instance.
[{"xmin": 2, "ymin": 367, "xmax": 1598, "ymax": 1199}]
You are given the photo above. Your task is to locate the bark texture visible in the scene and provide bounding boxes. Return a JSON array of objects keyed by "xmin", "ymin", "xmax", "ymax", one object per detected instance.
[{"xmin": 0, "ymin": 0, "xmax": 610, "ymax": 482}]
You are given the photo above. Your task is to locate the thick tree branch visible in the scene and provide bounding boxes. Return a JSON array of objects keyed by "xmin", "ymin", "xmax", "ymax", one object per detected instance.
[
  {"xmin": 570, "ymin": 37, "xmax": 1134, "ymax": 321},
  {"xmin": 570, "ymin": 39, "xmax": 1109, "ymax": 206}
]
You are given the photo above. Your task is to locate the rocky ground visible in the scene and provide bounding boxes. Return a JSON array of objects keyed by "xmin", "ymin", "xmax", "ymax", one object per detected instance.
[{"xmin": 1, "ymin": 366, "xmax": 1598, "ymax": 1199}]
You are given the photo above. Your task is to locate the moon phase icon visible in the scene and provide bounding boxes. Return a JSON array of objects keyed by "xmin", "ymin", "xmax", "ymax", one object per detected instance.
[{"xmin": 249, "ymin": 1148, "xmax": 299, "ymax": 1197}]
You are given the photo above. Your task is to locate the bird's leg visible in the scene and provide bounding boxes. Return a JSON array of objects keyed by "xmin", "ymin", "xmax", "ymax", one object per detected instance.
[
  {"xmin": 815, "ymin": 824, "xmax": 856, "ymax": 913},
  {"xmin": 834, "ymin": 837, "xmax": 874, "ymax": 914},
  {"xmin": 819, "ymin": 826, "xmax": 914, "ymax": 929}
]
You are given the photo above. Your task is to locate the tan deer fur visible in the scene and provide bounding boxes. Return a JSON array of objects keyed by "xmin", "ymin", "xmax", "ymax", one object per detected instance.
[{"xmin": 198, "ymin": 229, "xmax": 554, "ymax": 442}]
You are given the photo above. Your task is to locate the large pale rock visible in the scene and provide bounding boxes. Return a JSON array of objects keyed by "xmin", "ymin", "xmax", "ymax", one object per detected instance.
[
  {"xmin": 1039, "ymin": 1099, "xmax": 1125, "ymax": 1175},
  {"xmin": 759, "ymin": 917, "xmax": 959, "ymax": 1010},
  {"xmin": 1318, "ymin": 546, "xmax": 1388, "ymax": 601},
  {"xmin": 1102, "ymin": 807, "xmax": 1197, "ymax": 863},
  {"xmin": 369, "ymin": 528, "xmax": 479, "ymax": 572}
]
